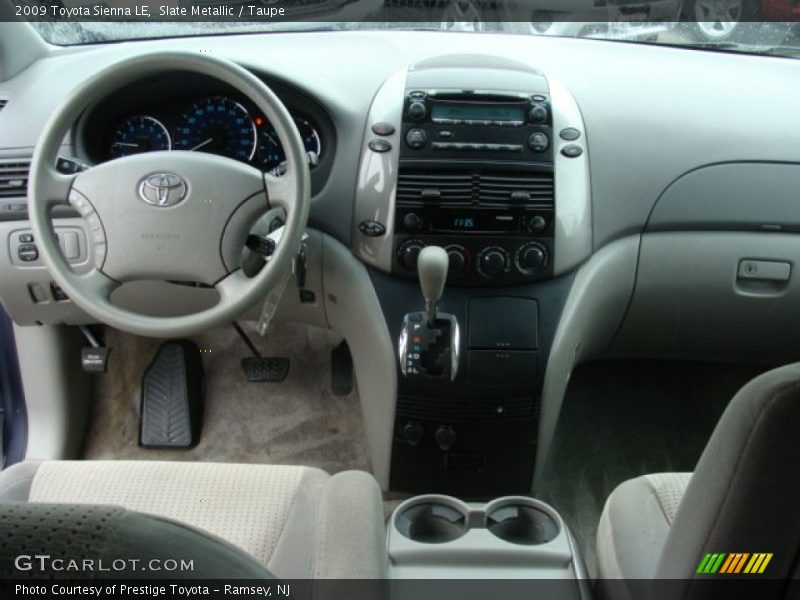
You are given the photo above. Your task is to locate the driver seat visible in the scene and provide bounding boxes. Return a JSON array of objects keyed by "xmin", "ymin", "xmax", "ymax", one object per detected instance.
[{"xmin": 0, "ymin": 461, "xmax": 386, "ymax": 579}]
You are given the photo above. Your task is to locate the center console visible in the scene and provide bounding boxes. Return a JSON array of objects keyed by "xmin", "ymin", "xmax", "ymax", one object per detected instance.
[
  {"xmin": 353, "ymin": 56, "xmax": 591, "ymax": 497},
  {"xmin": 387, "ymin": 494, "xmax": 589, "ymax": 596}
]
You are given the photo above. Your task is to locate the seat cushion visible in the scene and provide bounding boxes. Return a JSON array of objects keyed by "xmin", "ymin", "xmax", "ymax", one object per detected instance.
[
  {"xmin": 0, "ymin": 502, "xmax": 273, "ymax": 579},
  {"xmin": 597, "ymin": 473, "xmax": 691, "ymax": 584},
  {"xmin": 0, "ymin": 460, "xmax": 386, "ymax": 578}
]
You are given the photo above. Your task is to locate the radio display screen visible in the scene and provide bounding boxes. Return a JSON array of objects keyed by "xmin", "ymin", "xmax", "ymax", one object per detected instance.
[
  {"xmin": 430, "ymin": 209, "xmax": 517, "ymax": 233},
  {"xmin": 431, "ymin": 103, "xmax": 526, "ymax": 122}
]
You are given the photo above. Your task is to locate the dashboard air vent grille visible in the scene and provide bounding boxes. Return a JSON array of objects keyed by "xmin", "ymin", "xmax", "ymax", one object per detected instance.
[
  {"xmin": 397, "ymin": 168, "xmax": 554, "ymax": 207},
  {"xmin": 0, "ymin": 158, "xmax": 30, "ymax": 199},
  {"xmin": 478, "ymin": 172, "xmax": 554, "ymax": 207},
  {"xmin": 397, "ymin": 170, "xmax": 474, "ymax": 205}
]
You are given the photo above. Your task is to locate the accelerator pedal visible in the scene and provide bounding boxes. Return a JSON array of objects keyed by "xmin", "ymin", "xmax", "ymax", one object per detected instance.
[
  {"xmin": 331, "ymin": 340, "xmax": 354, "ymax": 396},
  {"xmin": 139, "ymin": 340, "xmax": 204, "ymax": 448}
]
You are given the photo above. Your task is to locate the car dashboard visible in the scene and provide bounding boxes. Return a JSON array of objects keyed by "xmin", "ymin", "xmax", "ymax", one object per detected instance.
[{"xmin": 2, "ymin": 28, "xmax": 800, "ymax": 497}]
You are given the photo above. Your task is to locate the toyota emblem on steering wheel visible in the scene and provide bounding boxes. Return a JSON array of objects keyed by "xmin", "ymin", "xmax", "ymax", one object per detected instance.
[{"xmin": 138, "ymin": 172, "xmax": 188, "ymax": 207}]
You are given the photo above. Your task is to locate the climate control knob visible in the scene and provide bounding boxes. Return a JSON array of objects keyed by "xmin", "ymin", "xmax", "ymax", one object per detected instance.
[
  {"xmin": 445, "ymin": 245, "xmax": 468, "ymax": 276},
  {"xmin": 516, "ymin": 242, "xmax": 548, "ymax": 272},
  {"xmin": 397, "ymin": 240, "xmax": 425, "ymax": 271},
  {"xmin": 477, "ymin": 246, "xmax": 509, "ymax": 279}
]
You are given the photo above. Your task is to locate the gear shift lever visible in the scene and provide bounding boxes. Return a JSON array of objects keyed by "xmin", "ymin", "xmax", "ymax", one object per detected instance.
[
  {"xmin": 417, "ymin": 246, "xmax": 449, "ymax": 326},
  {"xmin": 398, "ymin": 246, "xmax": 460, "ymax": 381}
]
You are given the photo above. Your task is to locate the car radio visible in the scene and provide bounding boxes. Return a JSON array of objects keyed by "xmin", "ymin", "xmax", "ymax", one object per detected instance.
[
  {"xmin": 401, "ymin": 90, "xmax": 553, "ymax": 162},
  {"xmin": 393, "ymin": 89, "xmax": 555, "ymax": 285}
]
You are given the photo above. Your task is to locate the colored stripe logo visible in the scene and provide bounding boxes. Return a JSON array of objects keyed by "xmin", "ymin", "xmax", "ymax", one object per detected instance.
[{"xmin": 696, "ymin": 553, "xmax": 773, "ymax": 574}]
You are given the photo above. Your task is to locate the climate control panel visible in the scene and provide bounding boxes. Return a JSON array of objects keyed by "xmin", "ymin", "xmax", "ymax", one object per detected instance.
[{"xmin": 394, "ymin": 234, "xmax": 553, "ymax": 285}]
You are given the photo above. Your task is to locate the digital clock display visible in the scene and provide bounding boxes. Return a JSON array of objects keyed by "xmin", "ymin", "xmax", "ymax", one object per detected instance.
[
  {"xmin": 452, "ymin": 217, "xmax": 477, "ymax": 230},
  {"xmin": 431, "ymin": 103, "xmax": 526, "ymax": 122},
  {"xmin": 431, "ymin": 209, "xmax": 517, "ymax": 233}
]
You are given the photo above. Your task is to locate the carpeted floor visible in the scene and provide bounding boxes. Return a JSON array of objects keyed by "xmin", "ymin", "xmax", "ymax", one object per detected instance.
[
  {"xmin": 82, "ymin": 322, "xmax": 371, "ymax": 475},
  {"xmin": 538, "ymin": 359, "xmax": 771, "ymax": 579}
]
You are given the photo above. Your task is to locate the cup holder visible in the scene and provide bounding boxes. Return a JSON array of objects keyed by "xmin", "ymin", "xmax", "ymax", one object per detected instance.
[
  {"xmin": 395, "ymin": 502, "xmax": 468, "ymax": 544},
  {"xmin": 486, "ymin": 503, "xmax": 559, "ymax": 546}
]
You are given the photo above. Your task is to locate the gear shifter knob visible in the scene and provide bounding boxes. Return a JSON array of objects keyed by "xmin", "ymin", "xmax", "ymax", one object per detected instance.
[{"xmin": 417, "ymin": 246, "xmax": 449, "ymax": 325}]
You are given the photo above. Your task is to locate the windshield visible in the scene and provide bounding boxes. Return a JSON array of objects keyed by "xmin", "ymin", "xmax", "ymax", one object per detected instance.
[{"xmin": 21, "ymin": 1, "xmax": 800, "ymax": 57}]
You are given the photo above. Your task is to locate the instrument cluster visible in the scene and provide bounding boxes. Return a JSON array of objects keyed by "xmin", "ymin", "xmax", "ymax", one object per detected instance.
[{"xmin": 106, "ymin": 94, "xmax": 322, "ymax": 176}]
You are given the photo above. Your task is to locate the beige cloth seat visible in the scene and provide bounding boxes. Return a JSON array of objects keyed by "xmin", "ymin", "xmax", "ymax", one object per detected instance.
[
  {"xmin": 596, "ymin": 363, "xmax": 800, "ymax": 600},
  {"xmin": 0, "ymin": 460, "xmax": 387, "ymax": 579}
]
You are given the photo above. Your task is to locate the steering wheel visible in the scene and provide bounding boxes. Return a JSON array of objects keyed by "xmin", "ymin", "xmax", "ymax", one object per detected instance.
[{"xmin": 28, "ymin": 52, "xmax": 310, "ymax": 338}]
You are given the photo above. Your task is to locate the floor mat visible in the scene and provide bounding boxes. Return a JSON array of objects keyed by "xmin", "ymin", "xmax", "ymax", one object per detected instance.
[
  {"xmin": 83, "ymin": 322, "xmax": 371, "ymax": 475},
  {"xmin": 538, "ymin": 359, "xmax": 770, "ymax": 579}
]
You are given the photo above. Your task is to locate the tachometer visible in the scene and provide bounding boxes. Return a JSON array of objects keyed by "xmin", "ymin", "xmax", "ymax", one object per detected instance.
[
  {"xmin": 109, "ymin": 115, "xmax": 171, "ymax": 159},
  {"xmin": 258, "ymin": 116, "xmax": 322, "ymax": 175},
  {"xmin": 174, "ymin": 96, "xmax": 257, "ymax": 162}
]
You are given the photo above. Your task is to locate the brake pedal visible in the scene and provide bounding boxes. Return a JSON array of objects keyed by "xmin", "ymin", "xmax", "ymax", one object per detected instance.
[
  {"xmin": 139, "ymin": 340, "xmax": 204, "ymax": 448},
  {"xmin": 241, "ymin": 356, "xmax": 290, "ymax": 383},
  {"xmin": 331, "ymin": 340, "xmax": 354, "ymax": 396},
  {"xmin": 232, "ymin": 322, "xmax": 289, "ymax": 383}
]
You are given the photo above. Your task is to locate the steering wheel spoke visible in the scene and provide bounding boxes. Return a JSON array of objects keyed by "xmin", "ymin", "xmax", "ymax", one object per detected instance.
[
  {"xmin": 74, "ymin": 267, "xmax": 119, "ymax": 302},
  {"xmin": 37, "ymin": 165, "xmax": 76, "ymax": 208},
  {"xmin": 265, "ymin": 172, "xmax": 297, "ymax": 214},
  {"xmin": 215, "ymin": 269, "xmax": 251, "ymax": 302}
]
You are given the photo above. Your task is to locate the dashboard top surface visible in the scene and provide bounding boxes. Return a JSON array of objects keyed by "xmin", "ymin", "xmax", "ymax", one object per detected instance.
[{"xmin": 2, "ymin": 29, "xmax": 800, "ymax": 248}]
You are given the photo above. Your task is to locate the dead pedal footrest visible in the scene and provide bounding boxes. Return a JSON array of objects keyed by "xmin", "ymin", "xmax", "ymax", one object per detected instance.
[{"xmin": 139, "ymin": 340, "xmax": 204, "ymax": 448}]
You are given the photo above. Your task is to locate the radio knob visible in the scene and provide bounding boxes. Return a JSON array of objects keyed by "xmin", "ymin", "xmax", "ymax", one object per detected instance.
[
  {"xmin": 408, "ymin": 101, "xmax": 427, "ymax": 121},
  {"xmin": 445, "ymin": 245, "xmax": 468, "ymax": 276},
  {"xmin": 398, "ymin": 240, "xmax": 425, "ymax": 271},
  {"xmin": 405, "ymin": 128, "xmax": 428, "ymax": 149},
  {"xmin": 477, "ymin": 247, "xmax": 509, "ymax": 279},
  {"xmin": 403, "ymin": 212, "xmax": 423, "ymax": 231},
  {"xmin": 527, "ymin": 215, "xmax": 547, "ymax": 234},
  {"xmin": 528, "ymin": 105, "xmax": 548, "ymax": 124},
  {"xmin": 517, "ymin": 242, "xmax": 548, "ymax": 272},
  {"xmin": 528, "ymin": 132, "xmax": 550, "ymax": 153}
]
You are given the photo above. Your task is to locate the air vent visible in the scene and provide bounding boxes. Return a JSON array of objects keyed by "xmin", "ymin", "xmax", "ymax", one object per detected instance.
[
  {"xmin": 397, "ymin": 171, "xmax": 474, "ymax": 205},
  {"xmin": 0, "ymin": 157, "xmax": 30, "ymax": 199},
  {"xmin": 0, "ymin": 99, "xmax": 8, "ymax": 113},
  {"xmin": 478, "ymin": 172, "xmax": 554, "ymax": 206},
  {"xmin": 397, "ymin": 168, "xmax": 553, "ymax": 207}
]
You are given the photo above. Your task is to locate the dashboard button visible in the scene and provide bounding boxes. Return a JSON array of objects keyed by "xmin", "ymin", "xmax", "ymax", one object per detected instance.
[
  {"xmin": 561, "ymin": 144, "xmax": 584, "ymax": 158},
  {"xmin": 528, "ymin": 132, "xmax": 550, "ymax": 152},
  {"xmin": 526, "ymin": 215, "xmax": 548, "ymax": 234},
  {"xmin": 18, "ymin": 244, "xmax": 39, "ymax": 262},
  {"xmin": 19, "ymin": 233, "xmax": 33, "ymax": 243},
  {"xmin": 405, "ymin": 128, "xmax": 428, "ymax": 149},
  {"xmin": 402, "ymin": 212, "xmax": 423, "ymax": 231},
  {"xmin": 559, "ymin": 127, "xmax": 581, "ymax": 141},
  {"xmin": 358, "ymin": 220, "xmax": 386, "ymax": 237},
  {"xmin": 371, "ymin": 122, "xmax": 395, "ymax": 136},
  {"xmin": 368, "ymin": 139, "xmax": 392, "ymax": 153},
  {"xmin": 407, "ymin": 101, "xmax": 427, "ymax": 121},
  {"xmin": 528, "ymin": 105, "xmax": 548, "ymax": 124}
]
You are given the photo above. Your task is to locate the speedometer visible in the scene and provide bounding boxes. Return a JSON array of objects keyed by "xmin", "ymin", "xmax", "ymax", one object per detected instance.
[
  {"xmin": 258, "ymin": 116, "xmax": 322, "ymax": 175},
  {"xmin": 174, "ymin": 96, "xmax": 257, "ymax": 162},
  {"xmin": 109, "ymin": 115, "xmax": 171, "ymax": 159}
]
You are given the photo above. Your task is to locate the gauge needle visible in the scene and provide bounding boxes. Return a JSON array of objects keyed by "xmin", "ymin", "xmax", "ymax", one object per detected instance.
[
  {"xmin": 190, "ymin": 138, "xmax": 214, "ymax": 151},
  {"xmin": 113, "ymin": 142, "xmax": 139, "ymax": 147}
]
